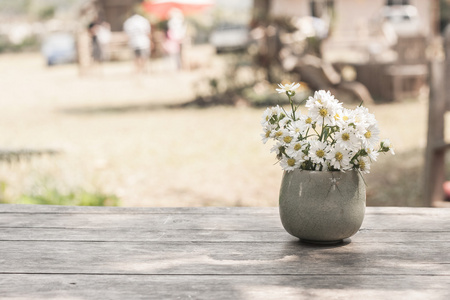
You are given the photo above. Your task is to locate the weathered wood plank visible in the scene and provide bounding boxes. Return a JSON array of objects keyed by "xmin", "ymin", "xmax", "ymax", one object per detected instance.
[
  {"xmin": 0, "ymin": 204, "xmax": 277, "ymax": 214},
  {"xmin": 1, "ymin": 204, "xmax": 448, "ymax": 215},
  {"xmin": 1, "ymin": 211, "xmax": 449, "ymax": 231},
  {"xmin": 0, "ymin": 227, "xmax": 449, "ymax": 243},
  {"xmin": 1, "ymin": 241, "xmax": 449, "ymax": 275},
  {"xmin": 0, "ymin": 213, "xmax": 281, "ymax": 231},
  {"xmin": 1, "ymin": 274, "xmax": 449, "ymax": 300}
]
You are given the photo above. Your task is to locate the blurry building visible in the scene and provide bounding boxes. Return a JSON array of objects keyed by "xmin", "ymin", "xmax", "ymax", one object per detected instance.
[
  {"xmin": 89, "ymin": 0, "xmax": 141, "ymax": 32},
  {"xmin": 255, "ymin": 0, "xmax": 433, "ymax": 59},
  {"xmin": 253, "ymin": 0, "xmax": 434, "ymax": 101},
  {"xmin": 259, "ymin": 0, "xmax": 432, "ymax": 35}
]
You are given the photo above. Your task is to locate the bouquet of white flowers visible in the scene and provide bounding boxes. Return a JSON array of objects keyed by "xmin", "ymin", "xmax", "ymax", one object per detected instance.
[{"xmin": 261, "ymin": 83, "xmax": 394, "ymax": 173}]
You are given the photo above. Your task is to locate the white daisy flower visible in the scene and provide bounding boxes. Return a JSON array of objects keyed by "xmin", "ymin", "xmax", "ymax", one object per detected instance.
[
  {"xmin": 305, "ymin": 90, "xmax": 336, "ymax": 107},
  {"xmin": 260, "ymin": 126, "xmax": 274, "ymax": 144},
  {"xmin": 287, "ymin": 119, "xmax": 308, "ymax": 137},
  {"xmin": 362, "ymin": 124, "xmax": 380, "ymax": 148},
  {"xmin": 308, "ymin": 140, "xmax": 329, "ymax": 165},
  {"xmin": 354, "ymin": 106, "xmax": 377, "ymax": 128},
  {"xmin": 270, "ymin": 142, "xmax": 284, "ymax": 158},
  {"xmin": 326, "ymin": 145, "xmax": 352, "ymax": 171},
  {"xmin": 352, "ymin": 107, "xmax": 368, "ymax": 133},
  {"xmin": 260, "ymin": 107, "xmax": 274, "ymax": 126},
  {"xmin": 365, "ymin": 147, "xmax": 379, "ymax": 162},
  {"xmin": 381, "ymin": 139, "xmax": 395, "ymax": 155},
  {"xmin": 280, "ymin": 155, "xmax": 302, "ymax": 171},
  {"xmin": 308, "ymin": 107, "xmax": 336, "ymax": 126},
  {"xmin": 260, "ymin": 105, "xmax": 286, "ymax": 127},
  {"xmin": 273, "ymin": 129, "xmax": 291, "ymax": 143},
  {"xmin": 357, "ymin": 156, "xmax": 371, "ymax": 174},
  {"xmin": 306, "ymin": 90, "xmax": 342, "ymax": 126},
  {"xmin": 286, "ymin": 140, "xmax": 306, "ymax": 157},
  {"xmin": 335, "ymin": 127, "xmax": 359, "ymax": 151},
  {"xmin": 303, "ymin": 115, "xmax": 315, "ymax": 130},
  {"xmin": 334, "ymin": 108, "xmax": 355, "ymax": 128},
  {"xmin": 276, "ymin": 82, "xmax": 301, "ymax": 94},
  {"xmin": 282, "ymin": 133, "xmax": 295, "ymax": 145}
]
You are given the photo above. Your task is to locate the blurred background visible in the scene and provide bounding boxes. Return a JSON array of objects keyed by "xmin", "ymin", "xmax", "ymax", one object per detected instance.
[{"xmin": 0, "ymin": 0, "xmax": 449, "ymax": 207}]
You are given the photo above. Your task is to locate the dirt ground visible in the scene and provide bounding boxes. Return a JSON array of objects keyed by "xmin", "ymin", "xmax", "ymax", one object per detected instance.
[{"xmin": 0, "ymin": 52, "xmax": 443, "ymax": 206}]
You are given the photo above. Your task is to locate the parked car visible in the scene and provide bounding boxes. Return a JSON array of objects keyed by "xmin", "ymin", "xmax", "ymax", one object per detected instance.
[
  {"xmin": 41, "ymin": 32, "xmax": 76, "ymax": 66},
  {"xmin": 209, "ymin": 23, "xmax": 250, "ymax": 53}
]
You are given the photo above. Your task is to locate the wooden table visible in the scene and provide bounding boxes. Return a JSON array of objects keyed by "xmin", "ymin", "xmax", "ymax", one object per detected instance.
[{"xmin": 1, "ymin": 205, "xmax": 449, "ymax": 299}]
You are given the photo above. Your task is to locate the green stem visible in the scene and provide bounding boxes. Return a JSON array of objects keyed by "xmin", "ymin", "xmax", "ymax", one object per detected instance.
[
  {"xmin": 350, "ymin": 150, "xmax": 362, "ymax": 164},
  {"xmin": 319, "ymin": 117, "xmax": 325, "ymax": 141},
  {"xmin": 280, "ymin": 106, "xmax": 289, "ymax": 122},
  {"xmin": 313, "ymin": 128, "xmax": 321, "ymax": 137},
  {"xmin": 288, "ymin": 93, "xmax": 296, "ymax": 121}
]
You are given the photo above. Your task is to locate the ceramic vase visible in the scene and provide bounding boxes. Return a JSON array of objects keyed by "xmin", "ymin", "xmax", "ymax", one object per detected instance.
[{"xmin": 279, "ymin": 170, "xmax": 366, "ymax": 244}]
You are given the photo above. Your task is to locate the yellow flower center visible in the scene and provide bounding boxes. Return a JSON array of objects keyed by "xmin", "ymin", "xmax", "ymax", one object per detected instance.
[
  {"xmin": 265, "ymin": 131, "xmax": 271, "ymax": 138},
  {"xmin": 342, "ymin": 133, "xmax": 350, "ymax": 141},
  {"xmin": 316, "ymin": 149, "xmax": 325, "ymax": 158},
  {"xmin": 335, "ymin": 152, "xmax": 343, "ymax": 161},
  {"xmin": 343, "ymin": 116, "xmax": 349, "ymax": 121},
  {"xmin": 319, "ymin": 108, "xmax": 328, "ymax": 117},
  {"xmin": 294, "ymin": 143, "xmax": 302, "ymax": 151},
  {"xmin": 364, "ymin": 131, "xmax": 372, "ymax": 139},
  {"xmin": 275, "ymin": 131, "xmax": 283, "ymax": 137},
  {"xmin": 287, "ymin": 158, "xmax": 296, "ymax": 167},
  {"xmin": 305, "ymin": 117, "xmax": 312, "ymax": 124},
  {"xmin": 359, "ymin": 160, "xmax": 366, "ymax": 170},
  {"xmin": 283, "ymin": 136, "xmax": 292, "ymax": 143},
  {"xmin": 317, "ymin": 99, "xmax": 322, "ymax": 104},
  {"xmin": 334, "ymin": 113, "xmax": 340, "ymax": 120}
]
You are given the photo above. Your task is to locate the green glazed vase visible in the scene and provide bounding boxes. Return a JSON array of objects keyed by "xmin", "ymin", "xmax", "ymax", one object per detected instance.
[{"xmin": 279, "ymin": 170, "xmax": 366, "ymax": 244}]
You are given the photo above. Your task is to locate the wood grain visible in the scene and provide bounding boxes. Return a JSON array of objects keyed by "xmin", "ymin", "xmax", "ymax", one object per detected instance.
[
  {"xmin": 1, "ymin": 240, "xmax": 449, "ymax": 275},
  {"xmin": 1, "ymin": 227, "xmax": 449, "ymax": 243},
  {"xmin": 1, "ymin": 205, "xmax": 449, "ymax": 299},
  {"xmin": 1, "ymin": 274, "xmax": 449, "ymax": 300}
]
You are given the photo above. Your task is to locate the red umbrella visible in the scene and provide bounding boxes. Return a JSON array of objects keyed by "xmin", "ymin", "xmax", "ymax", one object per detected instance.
[{"xmin": 142, "ymin": 0, "xmax": 214, "ymax": 20}]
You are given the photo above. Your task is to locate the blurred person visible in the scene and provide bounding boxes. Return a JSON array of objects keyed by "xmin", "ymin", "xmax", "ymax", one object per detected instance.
[
  {"xmin": 124, "ymin": 11, "xmax": 151, "ymax": 74},
  {"xmin": 164, "ymin": 8, "xmax": 186, "ymax": 70},
  {"xmin": 88, "ymin": 21, "xmax": 103, "ymax": 65},
  {"xmin": 97, "ymin": 21, "xmax": 111, "ymax": 61}
]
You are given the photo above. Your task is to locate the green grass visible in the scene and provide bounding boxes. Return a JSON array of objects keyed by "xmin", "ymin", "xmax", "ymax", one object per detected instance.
[
  {"xmin": 17, "ymin": 188, "xmax": 120, "ymax": 206},
  {"xmin": 0, "ymin": 179, "xmax": 120, "ymax": 206}
]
